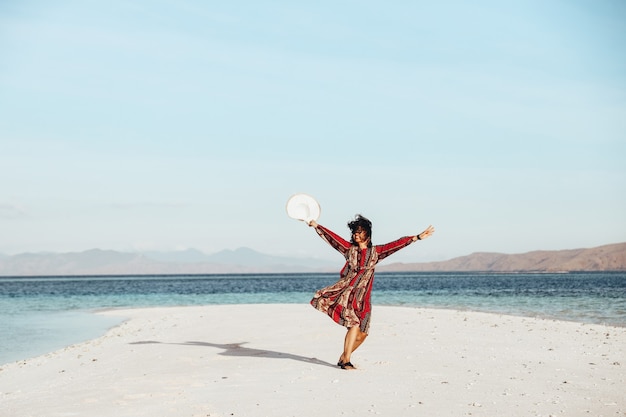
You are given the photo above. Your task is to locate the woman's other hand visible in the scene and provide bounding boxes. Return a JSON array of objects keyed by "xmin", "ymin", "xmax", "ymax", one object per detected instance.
[{"xmin": 413, "ymin": 225, "xmax": 435, "ymax": 241}]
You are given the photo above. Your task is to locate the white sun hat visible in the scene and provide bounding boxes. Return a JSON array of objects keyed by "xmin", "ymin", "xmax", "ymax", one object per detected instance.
[{"xmin": 286, "ymin": 193, "xmax": 321, "ymax": 223}]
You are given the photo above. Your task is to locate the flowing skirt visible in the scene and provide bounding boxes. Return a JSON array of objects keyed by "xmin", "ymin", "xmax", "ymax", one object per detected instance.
[{"xmin": 310, "ymin": 272, "xmax": 373, "ymax": 333}]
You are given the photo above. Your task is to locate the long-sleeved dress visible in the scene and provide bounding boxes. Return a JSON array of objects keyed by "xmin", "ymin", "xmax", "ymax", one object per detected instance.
[{"xmin": 310, "ymin": 224, "xmax": 416, "ymax": 334}]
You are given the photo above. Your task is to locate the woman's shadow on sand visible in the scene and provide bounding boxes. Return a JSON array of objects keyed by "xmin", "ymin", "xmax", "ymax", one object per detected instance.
[{"xmin": 130, "ymin": 340, "xmax": 336, "ymax": 368}]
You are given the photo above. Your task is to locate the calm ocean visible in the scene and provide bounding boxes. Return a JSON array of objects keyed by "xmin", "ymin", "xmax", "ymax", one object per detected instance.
[{"xmin": 1, "ymin": 272, "xmax": 625, "ymax": 365}]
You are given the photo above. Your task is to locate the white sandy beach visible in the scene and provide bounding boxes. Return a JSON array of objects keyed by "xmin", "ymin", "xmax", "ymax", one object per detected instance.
[{"xmin": 1, "ymin": 304, "xmax": 624, "ymax": 417}]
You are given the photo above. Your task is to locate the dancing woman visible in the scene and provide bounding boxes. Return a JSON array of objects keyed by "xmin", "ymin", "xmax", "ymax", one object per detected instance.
[{"xmin": 308, "ymin": 215, "xmax": 434, "ymax": 370}]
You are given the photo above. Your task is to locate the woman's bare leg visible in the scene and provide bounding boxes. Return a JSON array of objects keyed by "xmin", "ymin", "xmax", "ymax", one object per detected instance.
[{"xmin": 339, "ymin": 326, "xmax": 367, "ymax": 369}]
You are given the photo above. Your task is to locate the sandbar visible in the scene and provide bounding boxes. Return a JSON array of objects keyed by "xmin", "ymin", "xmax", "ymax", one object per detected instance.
[{"xmin": 1, "ymin": 304, "xmax": 624, "ymax": 416}]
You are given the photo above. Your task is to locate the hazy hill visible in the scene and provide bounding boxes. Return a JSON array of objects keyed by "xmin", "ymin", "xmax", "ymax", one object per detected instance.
[
  {"xmin": 0, "ymin": 242, "xmax": 624, "ymax": 276},
  {"xmin": 0, "ymin": 248, "xmax": 336, "ymax": 276},
  {"xmin": 144, "ymin": 247, "xmax": 328, "ymax": 268}
]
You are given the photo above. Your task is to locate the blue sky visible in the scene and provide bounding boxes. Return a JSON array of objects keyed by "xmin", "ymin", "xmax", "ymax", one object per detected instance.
[{"xmin": 1, "ymin": 0, "xmax": 625, "ymax": 263}]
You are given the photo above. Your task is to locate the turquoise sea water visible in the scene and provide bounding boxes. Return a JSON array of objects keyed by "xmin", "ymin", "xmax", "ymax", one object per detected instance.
[{"xmin": 1, "ymin": 272, "xmax": 625, "ymax": 365}]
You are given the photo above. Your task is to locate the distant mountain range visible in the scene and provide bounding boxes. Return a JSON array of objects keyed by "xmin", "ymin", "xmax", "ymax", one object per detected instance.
[
  {"xmin": 0, "ymin": 247, "xmax": 337, "ymax": 276},
  {"xmin": 0, "ymin": 242, "xmax": 624, "ymax": 276},
  {"xmin": 378, "ymin": 242, "xmax": 626, "ymax": 273}
]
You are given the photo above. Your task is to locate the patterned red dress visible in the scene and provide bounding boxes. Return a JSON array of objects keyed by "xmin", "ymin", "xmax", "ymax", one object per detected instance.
[{"xmin": 310, "ymin": 224, "xmax": 416, "ymax": 333}]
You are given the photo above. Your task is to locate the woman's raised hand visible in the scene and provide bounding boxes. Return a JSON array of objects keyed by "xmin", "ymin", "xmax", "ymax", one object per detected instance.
[
  {"xmin": 414, "ymin": 225, "xmax": 435, "ymax": 241},
  {"xmin": 308, "ymin": 220, "xmax": 318, "ymax": 228}
]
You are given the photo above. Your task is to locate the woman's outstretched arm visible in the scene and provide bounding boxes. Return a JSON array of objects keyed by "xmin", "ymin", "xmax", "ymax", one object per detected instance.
[
  {"xmin": 377, "ymin": 225, "xmax": 435, "ymax": 261},
  {"xmin": 308, "ymin": 220, "xmax": 351, "ymax": 255}
]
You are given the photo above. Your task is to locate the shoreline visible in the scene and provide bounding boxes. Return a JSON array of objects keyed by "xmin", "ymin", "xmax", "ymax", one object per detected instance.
[
  {"xmin": 1, "ymin": 304, "xmax": 624, "ymax": 416},
  {"xmin": 2, "ymin": 300, "xmax": 624, "ymax": 368},
  {"xmin": 2, "ymin": 300, "xmax": 625, "ymax": 366}
]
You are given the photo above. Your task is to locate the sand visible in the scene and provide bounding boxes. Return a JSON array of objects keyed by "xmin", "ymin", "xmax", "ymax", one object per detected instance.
[{"xmin": 0, "ymin": 304, "xmax": 624, "ymax": 417}]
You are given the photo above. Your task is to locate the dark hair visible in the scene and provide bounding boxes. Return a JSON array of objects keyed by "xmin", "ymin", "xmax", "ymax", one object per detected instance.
[{"xmin": 348, "ymin": 214, "xmax": 372, "ymax": 247}]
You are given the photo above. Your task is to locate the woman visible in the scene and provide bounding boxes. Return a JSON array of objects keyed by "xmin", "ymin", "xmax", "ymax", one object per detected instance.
[{"xmin": 308, "ymin": 215, "xmax": 434, "ymax": 370}]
